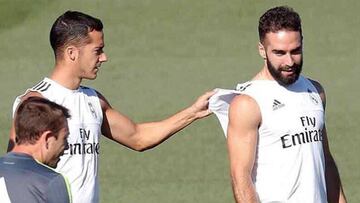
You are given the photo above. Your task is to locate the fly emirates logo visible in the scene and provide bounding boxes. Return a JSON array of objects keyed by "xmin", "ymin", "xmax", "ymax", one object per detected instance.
[
  {"xmin": 280, "ymin": 116, "xmax": 323, "ymax": 149},
  {"xmin": 64, "ymin": 128, "xmax": 100, "ymax": 155}
]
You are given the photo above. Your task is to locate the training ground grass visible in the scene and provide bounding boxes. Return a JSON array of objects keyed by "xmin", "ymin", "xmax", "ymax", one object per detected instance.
[{"xmin": 1, "ymin": 1, "xmax": 359, "ymax": 202}]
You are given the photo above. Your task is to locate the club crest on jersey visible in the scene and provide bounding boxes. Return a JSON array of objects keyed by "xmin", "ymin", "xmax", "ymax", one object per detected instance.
[
  {"xmin": 307, "ymin": 89, "xmax": 319, "ymax": 105},
  {"xmin": 273, "ymin": 99, "xmax": 285, "ymax": 111},
  {"xmin": 88, "ymin": 102, "xmax": 97, "ymax": 119}
]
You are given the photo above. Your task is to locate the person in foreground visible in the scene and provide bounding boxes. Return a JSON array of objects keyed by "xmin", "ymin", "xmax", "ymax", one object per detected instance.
[
  {"xmin": 1, "ymin": 97, "xmax": 71, "ymax": 203},
  {"xmin": 7, "ymin": 11, "xmax": 214, "ymax": 203},
  {"xmin": 225, "ymin": 6, "xmax": 346, "ymax": 203}
]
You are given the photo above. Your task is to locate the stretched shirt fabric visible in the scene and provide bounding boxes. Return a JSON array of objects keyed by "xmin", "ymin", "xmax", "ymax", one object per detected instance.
[
  {"xmin": 209, "ymin": 75, "xmax": 327, "ymax": 203},
  {"xmin": 13, "ymin": 78, "xmax": 103, "ymax": 203},
  {"xmin": 0, "ymin": 152, "xmax": 71, "ymax": 203}
]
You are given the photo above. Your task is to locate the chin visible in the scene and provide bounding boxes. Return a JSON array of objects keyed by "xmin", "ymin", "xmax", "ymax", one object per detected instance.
[
  {"xmin": 85, "ymin": 75, "xmax": 98, "ymax": 80},
  {"xmin": 279, "ymin": 75, "xmax": 299, "ymax": 86}
]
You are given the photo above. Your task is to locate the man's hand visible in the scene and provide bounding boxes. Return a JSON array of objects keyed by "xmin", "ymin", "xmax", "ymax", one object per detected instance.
[{"xmin": 189, "ymin": 90, "xmax": 216, "ymax": 119}]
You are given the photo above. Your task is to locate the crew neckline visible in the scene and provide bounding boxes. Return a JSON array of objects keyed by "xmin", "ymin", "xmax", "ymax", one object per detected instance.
[{"xmin": 44, "ymin": 77, "xmax": 80, "ymax": 93}]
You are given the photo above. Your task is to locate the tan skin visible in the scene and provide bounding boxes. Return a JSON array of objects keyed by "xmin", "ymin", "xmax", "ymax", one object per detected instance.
[
  {"xmin": 227, "ymin": 30, "xmax": 346, "ymax": 203},
  {"xmin": 8, "ymin": 30, "xmax": 214, "ymax": 152}
]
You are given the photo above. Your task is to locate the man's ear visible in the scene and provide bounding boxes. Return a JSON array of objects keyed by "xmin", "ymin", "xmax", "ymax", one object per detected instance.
[
  {"xmin": 258, "ymin": 42, "xmax": 266, "ymax": 59},
  {"xmin": 65, "ymin": 46, "xmax": 79, "ymax": 61},
  {"xmin": 42, "ymin": 131, "xmax": 54, "ymax": 149}
]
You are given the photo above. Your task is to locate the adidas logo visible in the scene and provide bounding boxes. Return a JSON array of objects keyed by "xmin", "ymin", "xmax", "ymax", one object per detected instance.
[{"xmin": 273, "ymin": 99, "xmax": 285, "ymax": 110}]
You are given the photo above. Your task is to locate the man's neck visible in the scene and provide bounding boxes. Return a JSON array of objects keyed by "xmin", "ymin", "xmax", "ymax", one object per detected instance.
[
  {"xmin": 12, "ymin": 145, "xmax": 41, "ymax": 162},
  {"xmin": 50, "ymin": 64, "xmax": 82, "ymax": 90},
  {"xmin": 253, "ymin": 66, "xmax": 274, "ymax": 81}
]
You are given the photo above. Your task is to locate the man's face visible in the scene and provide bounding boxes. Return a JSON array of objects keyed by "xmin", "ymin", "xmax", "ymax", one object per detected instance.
[
  {"xmin": 46, "ymin": 124, "xmax": 69, "ymax": 168},
  {"xmin": 78, "ymin": 30, "xmax": 107, "ymax": 80},
  {"xmin": 262, "ymin": 30, "xmax": 303, "ymax": 86}
]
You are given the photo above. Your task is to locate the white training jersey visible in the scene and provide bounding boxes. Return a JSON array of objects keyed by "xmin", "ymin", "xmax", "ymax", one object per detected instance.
[
  {"xmin": 236, "ymin": 76, "xmax": 327, "ymax": 202},
  {"xmin": 209, "ymin": 75, "xmax": 328, "ymax": 202},
  {"xmin": 13, "ymin": 77, "xmax": 103, "ymax": 203}
]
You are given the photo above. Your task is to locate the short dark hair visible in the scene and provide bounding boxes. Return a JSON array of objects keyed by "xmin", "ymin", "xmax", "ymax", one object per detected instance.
[
  {"xmin": 258, "ymin": 6, "xmax": 302, "ymax": 43},
  {"xmin": 50, "ymin": 10, "xmax": 103, "ymax": 59},
  {"xmin": 15, "ymin": 97, "xmax": 71, "ymax": 145}
]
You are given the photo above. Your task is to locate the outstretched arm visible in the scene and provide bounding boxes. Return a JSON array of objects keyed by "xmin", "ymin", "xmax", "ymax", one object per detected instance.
[
  {"xmin": 99, "ymin": 91, "xmax": 215, "ymax": 151},
  {"xmin": 227, "ymin": 95, "xmax": 261, "ymax": 203}
]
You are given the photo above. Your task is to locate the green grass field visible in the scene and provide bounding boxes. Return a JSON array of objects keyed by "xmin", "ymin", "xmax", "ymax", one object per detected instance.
[{"xmin": 1, "ymin": 0, "xmax": 359, "ymax": 202}]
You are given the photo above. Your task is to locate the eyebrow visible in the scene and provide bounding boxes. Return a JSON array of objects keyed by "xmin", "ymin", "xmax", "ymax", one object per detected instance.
[{"xmin": 272, "ymin": 45, "xmax": 302, "ymax": 54}]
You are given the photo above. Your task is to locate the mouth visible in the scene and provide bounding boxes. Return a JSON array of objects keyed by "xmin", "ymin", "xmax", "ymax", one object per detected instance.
[
  {"xmin": 281, "ymin": 71, "xmax": 297, "ymax": 80},
  {"xmin": 281, "ymin": 66, "xmax": 294, "ymax": 71},
  {"xmin": 281, "ymin": 67, "xmax": 296, "ymax": 75}
]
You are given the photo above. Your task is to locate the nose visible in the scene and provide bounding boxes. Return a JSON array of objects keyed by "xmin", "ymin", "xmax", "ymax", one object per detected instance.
[
  {"xmin": 284, "ymin": 53, "xmax": 295, "ymax": 67},
  {"xmin": 100, "ymin": 53, "xmax": 107, "ymax": 62}
]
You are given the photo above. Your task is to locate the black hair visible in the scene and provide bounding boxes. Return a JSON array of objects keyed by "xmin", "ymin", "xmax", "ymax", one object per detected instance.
[
  {"xmin": 49, "ymin": 11, "xmax": 103, "ymax": 59},
  {"xmin": 258, "ymin": 6, "xmax": 302, "ymax": 43}
]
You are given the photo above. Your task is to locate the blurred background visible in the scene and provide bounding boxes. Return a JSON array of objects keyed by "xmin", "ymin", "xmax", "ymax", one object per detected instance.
[{"xmin": 0, "ymin": 0, "xmax": 359, "ymax": 202}]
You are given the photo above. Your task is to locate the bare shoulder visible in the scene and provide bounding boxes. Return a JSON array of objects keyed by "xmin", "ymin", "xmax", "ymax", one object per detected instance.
[
  {"xmin": 230, "ymin": 94, "xmax": 258, "ymax": 109},
  {"xmin": 229, "ymin": 94, "xmax": 261, "ymax": 123}
]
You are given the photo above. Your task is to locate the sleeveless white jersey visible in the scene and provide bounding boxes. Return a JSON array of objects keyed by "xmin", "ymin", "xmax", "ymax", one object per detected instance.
[
  {"xmin": 209, "ymin": 75, "xmax": 327, "ymax": 202},
  {"xmin": 13, "ymin": 78, "xmax": 103, "ymax": 203}
]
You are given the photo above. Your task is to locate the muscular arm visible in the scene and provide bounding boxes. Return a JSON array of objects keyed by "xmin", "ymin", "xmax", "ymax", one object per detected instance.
[
  {"xmin": 310, "ymin": 79, "xmax": 347, "ymax": 203},
  {"xmin": 99, "ymin": 91, "xmax": 214, "ymax": 152},
  {"xmin": 7, "ymin": 91, "xmax": 43, "ymax": 152},
  {"xmin": 227, "ymin": 95, "xmax": 261, "ymax": 203}
]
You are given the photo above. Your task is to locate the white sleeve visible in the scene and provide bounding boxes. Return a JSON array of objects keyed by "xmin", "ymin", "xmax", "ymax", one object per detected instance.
[{"xmin": 209, "ymin": 88, "xmax": 240, "ymax": 137}]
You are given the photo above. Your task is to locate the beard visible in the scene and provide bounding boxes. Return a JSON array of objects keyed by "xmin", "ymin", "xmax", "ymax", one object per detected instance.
[{"xmin": 266, "ymin": 57, "xmax": 303, "ymax": 86}]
